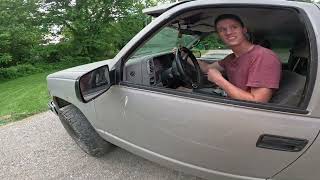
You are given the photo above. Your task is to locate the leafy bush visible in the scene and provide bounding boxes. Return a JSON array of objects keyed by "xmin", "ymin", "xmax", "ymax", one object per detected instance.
[
  {"xmin": 29, "ymin": 43, "xmax": 73, "ymax": 64},
  {"xmin": 0, "ymin": 0, "xmax": 148, "ymax": 82},
  {"xmin": 195, "ymin": 34, "xmax": 226, "ymax": 50},
  {"xmin": 0, "ymin": 64, "xmax": 42, "ymax": 81},
  {"xmin": 0, "ymin": 53, "xmax": 13, "ymax": 66},
  {"xmin": 31, "ymin": 55, "xmax": 93, "ymax": 74}
]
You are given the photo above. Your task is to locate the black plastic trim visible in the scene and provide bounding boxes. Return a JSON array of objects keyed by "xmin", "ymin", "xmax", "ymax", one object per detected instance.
[
  {"xmin": 120, "ymin": 82, "xmax": 308, "ymax": 114},
  {"xmin": 75, "ymin": 65, "xmax": 114, "ymax": 103},
  {"xmin": 109, "ymin": 69, "xmax": 116, "ymax": 85},
  {"xmin": 297, "ymin": 8, "xmax": 318, "ymax": 109},
  {"xmin": 74, "ymin": 79, "xmax": 83, "ymax": 102},
  {"xmin": 256, "ymin": 134, "xmax": 309, "ymax": 152}
]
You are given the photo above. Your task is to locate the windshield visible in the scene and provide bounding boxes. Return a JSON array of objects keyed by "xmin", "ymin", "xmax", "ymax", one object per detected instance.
[{"xmin": 132, "ymin": 27, "xmax": 199, "ymax": 58}]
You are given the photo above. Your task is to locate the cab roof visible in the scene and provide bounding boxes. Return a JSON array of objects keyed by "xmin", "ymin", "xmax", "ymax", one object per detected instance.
[
  {"xmin": 142, "ymin": 0, "xmax": 315, "ymax": 17},
  {"xmin": 142, "ymin": 1, "xmax": 191, "ymax": 17}
]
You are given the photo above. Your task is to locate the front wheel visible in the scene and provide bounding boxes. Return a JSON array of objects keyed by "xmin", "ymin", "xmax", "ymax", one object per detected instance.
[{"xmin": 58, "ymin": 105, "xmax": 113, "ymax": 157}]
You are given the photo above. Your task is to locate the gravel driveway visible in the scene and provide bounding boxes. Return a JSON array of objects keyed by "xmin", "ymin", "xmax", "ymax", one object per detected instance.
[{"xmin": 0, "ymin": 111, "xmax": 204, "ymax": 180}]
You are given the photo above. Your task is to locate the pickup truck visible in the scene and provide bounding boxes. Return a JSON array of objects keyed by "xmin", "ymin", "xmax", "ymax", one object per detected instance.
[{"xmin": 47, "ymin": 1, "xmax": 320, "ymax": 179}]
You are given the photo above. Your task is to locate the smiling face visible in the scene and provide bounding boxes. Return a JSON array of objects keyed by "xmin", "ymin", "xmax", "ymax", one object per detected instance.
[{"xmin": 216, "ymin": 19, "xmax": 248, "ymax": 48}]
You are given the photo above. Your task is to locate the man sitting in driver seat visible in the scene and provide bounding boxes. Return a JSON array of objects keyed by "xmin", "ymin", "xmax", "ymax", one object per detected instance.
[{"xmin": 181, "ymin": 14, "xmax": 281, "ymax": 103}]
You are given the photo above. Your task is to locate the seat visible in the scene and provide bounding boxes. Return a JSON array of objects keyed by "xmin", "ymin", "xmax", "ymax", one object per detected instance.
[
  {"xmin": 270, "ymin": 70, "xmax": 306, "ymax": 106},
  {"xmin": 271, "ymin": 43, "xmax": 309, "ymax": 107},
  {"xmin": 288, "ymin": 43, "xmax": 309, "ymax": 75}
]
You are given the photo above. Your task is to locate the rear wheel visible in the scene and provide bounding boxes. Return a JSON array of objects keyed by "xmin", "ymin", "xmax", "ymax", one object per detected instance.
[{"xmin": 58, "ymin": 104, "xmax": 113, "ymax": 157}]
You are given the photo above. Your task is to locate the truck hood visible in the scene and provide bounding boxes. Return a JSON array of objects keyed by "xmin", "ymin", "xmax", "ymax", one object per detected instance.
[{"xmin": 47, "ymin": 58, "xmax": 117, "ymax": 80}]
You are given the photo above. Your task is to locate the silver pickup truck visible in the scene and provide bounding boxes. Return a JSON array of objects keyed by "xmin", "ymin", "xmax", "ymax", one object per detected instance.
[{"xmin": 47, "ymin": 1, "xmax": 320, "ymax": 179}]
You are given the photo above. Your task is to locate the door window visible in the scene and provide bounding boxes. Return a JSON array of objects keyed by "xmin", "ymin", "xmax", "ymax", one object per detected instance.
[{"xmin": 122, "ymin": 7, "xmax": 314, "ymax": 112}]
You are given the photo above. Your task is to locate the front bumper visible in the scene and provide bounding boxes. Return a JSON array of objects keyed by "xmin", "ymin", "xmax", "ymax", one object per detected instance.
[{"xmin": 48, "ymin": 101, "xmax": 59, "ymax": 116}]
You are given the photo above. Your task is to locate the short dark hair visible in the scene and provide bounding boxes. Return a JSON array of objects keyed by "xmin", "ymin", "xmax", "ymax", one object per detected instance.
[{"xmin": 214, "ymin": 14, "xmax": 244, "ymax": 28}]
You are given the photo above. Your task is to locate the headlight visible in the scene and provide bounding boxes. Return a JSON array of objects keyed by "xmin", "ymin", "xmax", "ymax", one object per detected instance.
[{"xmin": 76, "ymin": 65, "xmax": 111, "ymax": 102}]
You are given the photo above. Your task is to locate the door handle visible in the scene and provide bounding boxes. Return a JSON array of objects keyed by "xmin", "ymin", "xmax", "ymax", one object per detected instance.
[{"xmin": 256, "ymin": 134, "xmax": 308, "ymax": 152}]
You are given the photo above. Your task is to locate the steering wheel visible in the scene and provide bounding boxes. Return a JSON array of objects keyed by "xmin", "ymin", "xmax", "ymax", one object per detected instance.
[{"xmin": 172, "ymin": 47, "xmax": 203, "ymax": 88}]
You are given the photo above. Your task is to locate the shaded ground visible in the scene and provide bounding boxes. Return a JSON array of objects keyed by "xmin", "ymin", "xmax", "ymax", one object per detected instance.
[{"xmin": 0, "ymin": 111, "xmax": 204, "ymax": 180}]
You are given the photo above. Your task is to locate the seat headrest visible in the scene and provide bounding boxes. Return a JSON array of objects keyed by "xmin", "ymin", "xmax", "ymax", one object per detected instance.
[{"xmin": 291, "ymin": 44, "xmax": 309, "ymax": 58}]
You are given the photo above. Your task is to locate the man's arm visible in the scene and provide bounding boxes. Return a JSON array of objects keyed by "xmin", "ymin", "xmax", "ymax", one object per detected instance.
[
  {"xmin": 207, "ymin": 68, "xmax": 273, "ymax": 103},
  {"xmin": 198, "ymin": 61, "xmax": 224, "ymax": 73},
  {"xmin": 186, "ymin": 58, "xmax": 224, "ymax": 73}
]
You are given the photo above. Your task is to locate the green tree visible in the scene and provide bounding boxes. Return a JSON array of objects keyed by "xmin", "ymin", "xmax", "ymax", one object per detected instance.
[
  {"xmin": 39, "ymin": 0, "xmax": 148, "ymax": 61},
  {"xmin": 0, "ymin": 0, "xmax": 42, "ymax": 67}
]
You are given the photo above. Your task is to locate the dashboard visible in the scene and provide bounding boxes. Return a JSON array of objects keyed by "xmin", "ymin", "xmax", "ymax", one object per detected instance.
[{"xmin": 123, "ymin": 54, "xmax": 173, "ymax": 86}]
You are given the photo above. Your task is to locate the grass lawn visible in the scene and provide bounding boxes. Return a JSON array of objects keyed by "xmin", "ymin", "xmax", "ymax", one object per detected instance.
[{"xmin": 0, "ymin": 72, "xmax": 53, "ymax": 126}]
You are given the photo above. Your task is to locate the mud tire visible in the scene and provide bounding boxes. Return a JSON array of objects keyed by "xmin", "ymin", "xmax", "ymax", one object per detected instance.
[{"xmin": 58, "ymin": 105, "xmax": 112, "ymax": 157}]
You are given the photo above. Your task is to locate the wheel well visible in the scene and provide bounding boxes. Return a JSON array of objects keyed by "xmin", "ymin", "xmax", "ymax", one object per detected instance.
[{"xmin": 53, "ymin": 96, "xmax": 71, "ymax": 109}]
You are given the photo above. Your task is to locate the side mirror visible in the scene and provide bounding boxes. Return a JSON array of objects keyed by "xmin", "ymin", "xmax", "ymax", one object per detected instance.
[{"xmin": 75, "ymin": 65, "xmax": 111, "ymax": 103}]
